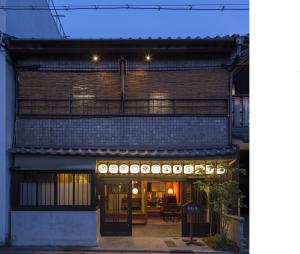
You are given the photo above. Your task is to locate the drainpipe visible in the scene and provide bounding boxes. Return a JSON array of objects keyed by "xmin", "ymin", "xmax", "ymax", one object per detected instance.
[
  {"xmin": 228, "ymin": 72, "xmax": 233, "ymax": 146},
  {"xmin": 119, "ymin": 58, "xmax": 127, "ymax": 113},
  {"xmin": 1, "ymin": 34, "xmax": 17, "ymax": 245}
]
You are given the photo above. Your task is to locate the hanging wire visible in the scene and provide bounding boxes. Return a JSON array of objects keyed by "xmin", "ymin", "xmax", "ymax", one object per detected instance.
[{"xmin": 0, "ymin": 4, "xmax": 249, "ymax": 11}]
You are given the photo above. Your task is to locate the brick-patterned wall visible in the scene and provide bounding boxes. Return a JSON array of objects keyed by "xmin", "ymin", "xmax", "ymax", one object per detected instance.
[
  {"xmin": 125, "ymin": 69, "xmax": 228, "ymax": 98},
  {"xmin": 18, "ymin": 69, "xmax": 228, "ymax": 99},
  {"xmin": 18, "ymin": 71, "xmax": 121, "ymax": 99},
  {"xmin": 18, "ymin": 69, "xmax": 229, "ymax": 115},
  {"xmin": 15, "ymin": 117, "xmax": 228, "ymax": 149}
]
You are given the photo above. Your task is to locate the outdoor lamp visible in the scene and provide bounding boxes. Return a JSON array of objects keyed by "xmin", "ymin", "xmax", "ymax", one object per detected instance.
[{"xmin": 167, "ymin": 188, "xmax": 174, "ymax": 195}]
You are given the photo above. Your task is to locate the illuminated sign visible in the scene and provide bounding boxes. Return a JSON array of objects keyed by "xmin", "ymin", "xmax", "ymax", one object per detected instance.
[
  {"xmin": 119, "ymin": 164, "xmax": 129, "ymax": 174},
  {"xmin": 217, "ymin": 167, "xmax": 226, "ymax": 174},
  {"xmin": 151, "ymin": 164, "xmax": 161, "ymax": 174},
  {"xmin": 96, "ymin": 161, "xmax": 227, "ymax": 175},
  {"xmin": 109, "ymin": 164, "xmax": 118, "ymax": 174},
  {"xmin": 130, "ymin": 164, "xmax": 140, "ymax": 174},
  {"xmin": 162, "ymin": 165, "xmax": 172, "ymax": 174},
  {"xmin": 184, "ymin": 165, "xmax": 194, "ymax": 174},
  {"xmin": 141, "ymin": 164, "xmax": 150, "ymax": 174},
  {"xmin": 195, "ymin": 164, "xmax": 205, "ymax": 174},
  {"xmin": 98, "ymin": 164, "xmax": 108, "ymax": 174},
  {"xmin": 173, "ymin": 165, "xmax": 183, "ymax": 174},
  {"xmin": 205, "ymin": 164, "xmax": 215, "ymax": 174}
]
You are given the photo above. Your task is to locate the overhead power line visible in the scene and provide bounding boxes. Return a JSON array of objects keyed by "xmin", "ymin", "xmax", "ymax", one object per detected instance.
[{"xmin": 0, "ymin": 4, "xmax": 249, "ymax": 12}]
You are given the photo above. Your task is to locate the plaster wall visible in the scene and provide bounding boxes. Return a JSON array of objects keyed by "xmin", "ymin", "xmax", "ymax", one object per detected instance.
[
  {"xmin": 11, "ymin": 211, "xmax": 99, "ymax": 246},
  {"xmin": 5, "ymin": 0, "xmax": 61, "ymax": 38}
]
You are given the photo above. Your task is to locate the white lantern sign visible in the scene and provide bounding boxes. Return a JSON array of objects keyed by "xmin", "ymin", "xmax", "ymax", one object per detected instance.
[
  {"xmin": 184, "ymin": 165, "xmax": 194, "ymax": 174},
  {"xmin": 205, "ymin": 164, "xmax": 215, "ymax": 174},
  {"xmin": 162, "ymin": 164, "xmax": 172, "ymax": 174},
  {"xmin": 217, "ymin": 167, "xmax": 226, "ymax": 174},
  {"xmin": 119, "ymin": 164, "xmax": 129, "ymax": 174},
  {"xmin": 173, "ymin": 165, "xmax": 183, "ymax": 174},
  {"xmin": 141, "ymin": 164, "xmax": 150, "ymax": 174},
  {"xmin": 130, "ymin": 164, "xmax": 140, "ymax": 174},
  {"xmin": 109, "ymin": 164, "xmax": 118, "ymax": 174},
  {"xmin": 151, "ymin": 164, "xmax": 161, "ymax": 174},
  {"xmin": 194, "ymin": 164, "xmax": 205, "ymax": 174},
  {"xmin": 98, "ymin": 164, "xmax": 108, "ymax": 174}
]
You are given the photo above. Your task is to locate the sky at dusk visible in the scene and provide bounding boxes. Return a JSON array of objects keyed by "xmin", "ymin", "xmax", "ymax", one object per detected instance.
[{"xmin": 51, "ymin": 0, "xmax": 249, "ymax": 38}]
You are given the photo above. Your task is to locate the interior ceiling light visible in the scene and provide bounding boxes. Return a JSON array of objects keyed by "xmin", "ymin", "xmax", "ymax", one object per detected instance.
[{"xmin": 132, "ymin": 187, "xmax": 139, "ymax": 195}]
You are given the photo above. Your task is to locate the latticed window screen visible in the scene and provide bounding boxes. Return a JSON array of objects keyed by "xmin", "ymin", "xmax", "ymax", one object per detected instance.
[
  {"xmin": 14, "ymin": 172, "xmax": 93, "ymax": 209},
  {"xmin": 20, "ymin": 174, "xmax": 55, "ymax": 206},
  {"xmin": 74, "ymin": 174, "xmax": 91, "ymax": 206},
  {"xmin": 57, "ymin": 173, "xmax": 73, "ymax": 206}
]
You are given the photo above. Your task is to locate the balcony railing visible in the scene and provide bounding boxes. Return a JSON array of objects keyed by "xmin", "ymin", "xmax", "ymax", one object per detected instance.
[
  {"xmin": 232, "ymin": 96, "xmax": 249, "ymax": 127},
  {"xmin": 17, "ymin": 97, "xmax": 228, "ymax": 116}
]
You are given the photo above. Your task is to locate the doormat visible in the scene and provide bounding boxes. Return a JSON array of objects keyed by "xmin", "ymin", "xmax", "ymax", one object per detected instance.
[{"xmin": 164, "ymin": 240, "xmax": 177, "ymax": 247}]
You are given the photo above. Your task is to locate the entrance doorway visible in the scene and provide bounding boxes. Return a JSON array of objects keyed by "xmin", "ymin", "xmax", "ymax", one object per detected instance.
[
  {"xmin": 98, "ymin": 178, "xmax": 212, "ymax": 237},
  {"xmin": 132, "ymin": 180, "xmax": 182, "ymax": 237}
]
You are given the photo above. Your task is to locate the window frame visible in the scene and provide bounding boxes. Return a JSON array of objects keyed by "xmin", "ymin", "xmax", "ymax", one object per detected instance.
[{"xmin": 11, "ymin": 170, "xmax": 96, "ymax": 211}]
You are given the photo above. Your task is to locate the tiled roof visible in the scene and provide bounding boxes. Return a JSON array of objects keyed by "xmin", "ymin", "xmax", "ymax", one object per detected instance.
[
  {"xmin": 8, "ymin": 34, "xmax": 249, "ymax": 41},
  {"xmin": 11, "ymin": 146, "xmax": 237, "ymax": 158}
]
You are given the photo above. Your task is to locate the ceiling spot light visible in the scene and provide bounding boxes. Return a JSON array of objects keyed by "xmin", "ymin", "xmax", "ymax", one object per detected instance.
[
  {"xmin": 167, "ymin": 188, "xmax": 174, "ymax": 195},
  {"xmin": 145, "ymin": 54, "xmax": 151, "ymax": 62},
  {"xmin": 92, "ymin": 55, "xmax": 99, "ymax": 62},
  {"xmin": 132, "ymin": 187, "xmax": 139, "ymax": 195}
]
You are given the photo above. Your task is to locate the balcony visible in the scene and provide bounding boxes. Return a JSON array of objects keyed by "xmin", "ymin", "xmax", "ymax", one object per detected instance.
[
  {"xmin": 232, "ymin": 95, "xmax": 249, "ymax": 142},
  {"xmin": 17, "ymin": 97, "xmax": 228, "ymax": 116}
]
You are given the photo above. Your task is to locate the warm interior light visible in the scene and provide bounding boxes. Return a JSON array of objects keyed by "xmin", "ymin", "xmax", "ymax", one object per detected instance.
[
  {"xmin": 167, "ymin": 188, "xmax": 174, "ymax": 195},
  {"xmin": 145, "ymin": 54, "xmax": 151, "ymax": 62},
  {"xmin": 132, "ymin": 187, "xmax": 139, "ymax": 195},
  {"xmin": 92, "ymin": 55, "xmax": 99, "ymax": 62}
]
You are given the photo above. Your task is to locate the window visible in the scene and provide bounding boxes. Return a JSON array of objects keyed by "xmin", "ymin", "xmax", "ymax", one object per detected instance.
[
  {"xmin": 12, "ymin": 171, "xmax": 94, "ymax": 210},
  {"xmin": 57, "ymin": 173, "xmax": 73, "ymax": 206},
  {"xmin": 20, "ymin": 173, "xmax": 55, "ymax": 206}
]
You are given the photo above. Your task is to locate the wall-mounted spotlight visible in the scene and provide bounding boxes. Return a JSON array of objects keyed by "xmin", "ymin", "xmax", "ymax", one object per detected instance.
[
  {"xmin": 92, "ymin": 54, "xmax": 100, "ymax": 63},
  {"xmin": 145, "ymin": 54, "xmax": 151, "ymax": 62}
]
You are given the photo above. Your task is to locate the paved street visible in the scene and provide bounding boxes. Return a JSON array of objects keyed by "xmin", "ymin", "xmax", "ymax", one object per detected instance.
[
  {"xmin": 0, "ymin": 237, "xmax": 235, "ymax": 254},
  {"xmin": 0, "ymin": 251, "xmax": 234, "ymax": 254}
]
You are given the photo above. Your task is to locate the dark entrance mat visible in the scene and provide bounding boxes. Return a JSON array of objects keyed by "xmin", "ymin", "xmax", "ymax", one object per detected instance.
[{"xmin": 164, "ymin": 240, "xmax": 177, "ymax": 247}]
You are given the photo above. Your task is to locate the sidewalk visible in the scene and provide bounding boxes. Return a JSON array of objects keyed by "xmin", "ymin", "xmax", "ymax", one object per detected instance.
[{"xmin": 0, "ymin": 237, "xmax": 235, "ymax": 254}]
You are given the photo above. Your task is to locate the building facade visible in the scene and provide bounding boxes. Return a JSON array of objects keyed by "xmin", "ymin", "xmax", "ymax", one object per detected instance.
[
  {"xmin": 4, "ymin": 36, "xmax": 248, "ymax": 246},
  {"xmin": 0, "ymin": 0, "xmax": 63, "ymax": 245}
]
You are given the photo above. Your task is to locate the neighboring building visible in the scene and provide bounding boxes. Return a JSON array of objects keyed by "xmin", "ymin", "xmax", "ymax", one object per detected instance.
[
  {"xmin": 0, "ymin": 0, "xmax": 63, "ymax": 245},
  {"xmin": 232, "ymin": 43, "xmax": 249, "ymax": 250},
  {"xmin": 3, "ymin": 36, "xmax": 249, "ymax": 246}
]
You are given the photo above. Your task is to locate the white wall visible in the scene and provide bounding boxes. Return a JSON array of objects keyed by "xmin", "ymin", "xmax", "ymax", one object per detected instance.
[
  {"xmin": 11, "ymin": 211, "xmax": 99, "ymax": 246},
  {"xmin": 0, "ymin": 0, "xmax": 61, "ymax": 245},
  {"xmin": 0, "ymin": 43, "xmax": 10, "ymax": 246},
  {"xmin": 5, "ymin": 0, "xmax": 61, "ymax": 38}
]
